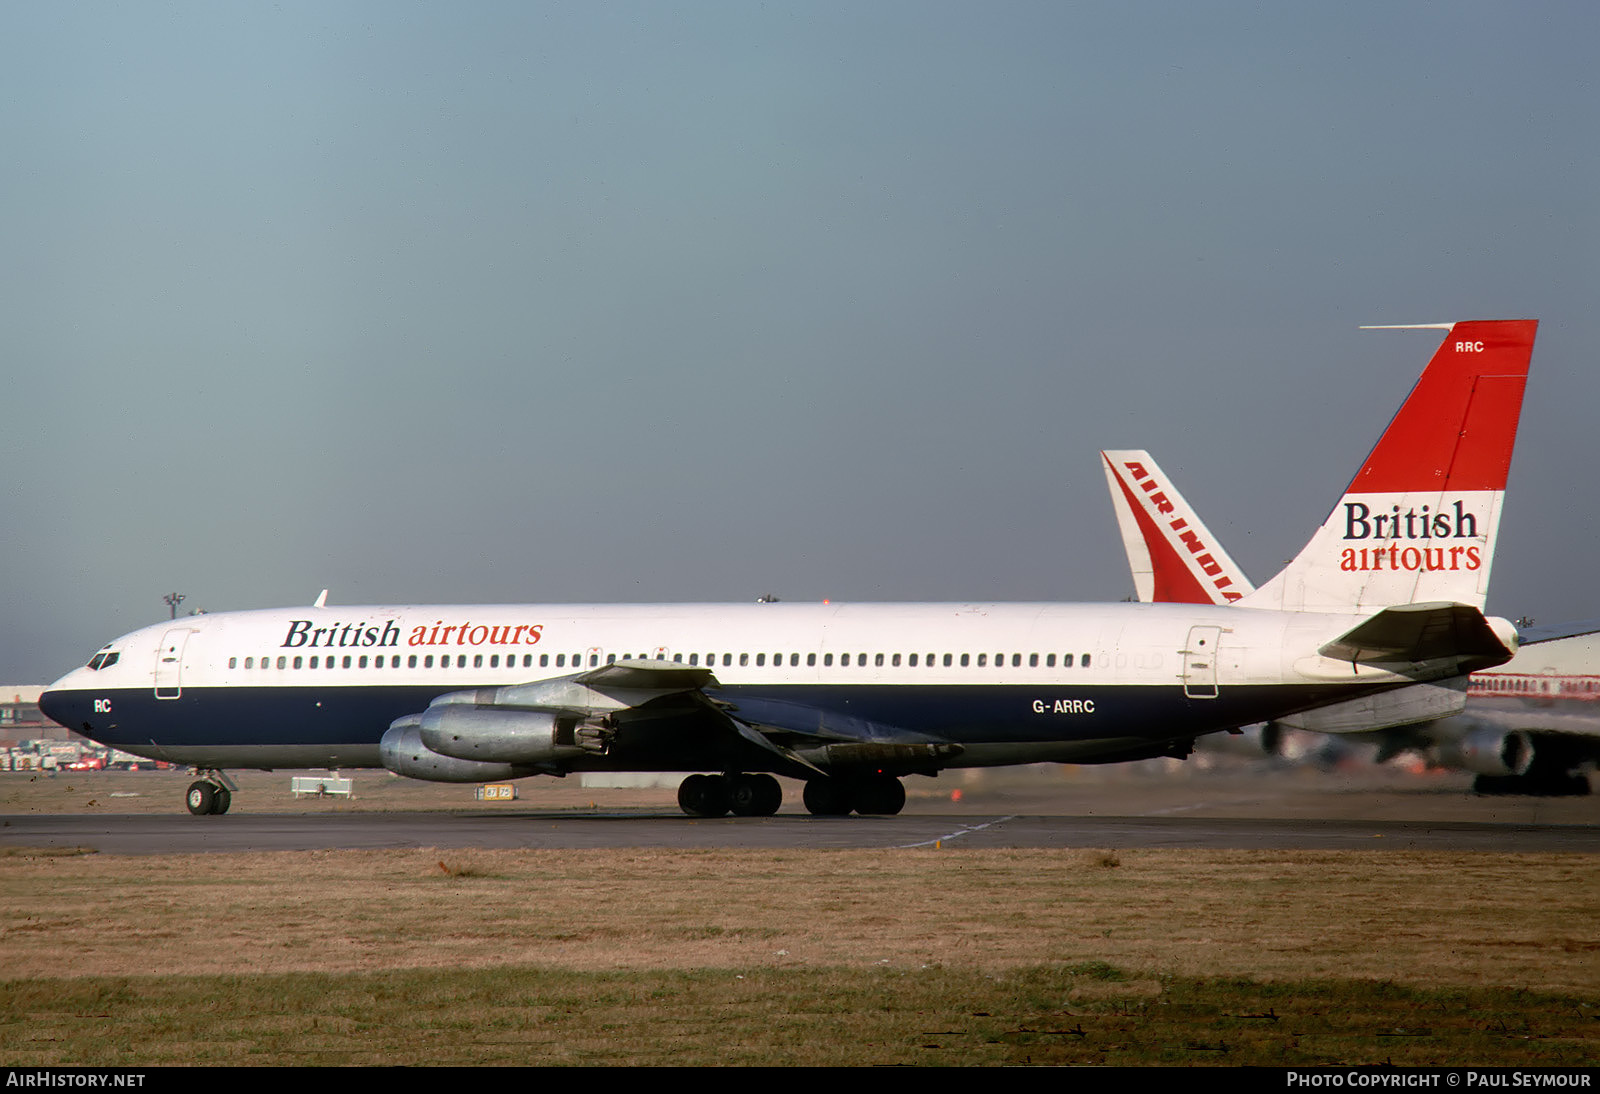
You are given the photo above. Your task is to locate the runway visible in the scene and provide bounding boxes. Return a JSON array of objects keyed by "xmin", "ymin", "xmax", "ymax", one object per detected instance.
[
  {"xmin": 2, "ymin": 807, "xmax": 1594, "ymax": 854},
  {"xmin": 2, "ymin": 763, "xmax": 1593, "ymax": 854}
]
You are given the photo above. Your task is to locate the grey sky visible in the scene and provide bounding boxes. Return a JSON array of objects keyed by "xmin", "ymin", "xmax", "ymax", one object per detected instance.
[{"xmin": 3, "ymin": 2, "xmax": 1596, "ymax": 682}]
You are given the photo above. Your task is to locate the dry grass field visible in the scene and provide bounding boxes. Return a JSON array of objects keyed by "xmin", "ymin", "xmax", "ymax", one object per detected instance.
[
  {"xmin": 1, "ymin": 843, "xmax": 1595, "ymax": 1065},
  {"xmin": 2, "ymin": 765, "xmax": 1595, "ymax": 1064}
]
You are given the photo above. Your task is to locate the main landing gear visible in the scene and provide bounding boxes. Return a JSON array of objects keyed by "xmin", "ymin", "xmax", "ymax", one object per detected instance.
[
  {"xmin": 677, "ymin": 772, "xmax": 783, "ymax": 817},
  {"xmin": 673, "ymin": 772, "xmax": 907, "ymax": 817},
  {"xmin": 801, "ymin": 774, "xmax": 905, "ymax": 817},
  {"xmin": 185, "ymin": 771, "xmax": 236, "ymax": 815}
]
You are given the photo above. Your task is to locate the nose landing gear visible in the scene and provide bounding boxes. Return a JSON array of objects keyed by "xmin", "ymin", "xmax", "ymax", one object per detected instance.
[{"xmin": 185, "ymin": 771, "xmax": 236, "ymax": 815}]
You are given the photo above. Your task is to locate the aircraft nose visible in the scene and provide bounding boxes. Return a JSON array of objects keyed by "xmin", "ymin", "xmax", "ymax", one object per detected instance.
[{"xmin": 38, "ymin": 687, "xmax": 79, "ymax": 730}]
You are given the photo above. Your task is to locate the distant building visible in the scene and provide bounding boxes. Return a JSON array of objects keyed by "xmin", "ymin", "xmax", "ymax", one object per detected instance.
[{"xmin": 1, "ymin": 686, "xmax": 69, "ymax": 747}]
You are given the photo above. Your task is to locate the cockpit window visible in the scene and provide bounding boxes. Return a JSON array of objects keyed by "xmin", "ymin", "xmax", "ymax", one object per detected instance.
[{"xmin": 87, "ymin": 651, "xmax": 120, "ymax": 671}]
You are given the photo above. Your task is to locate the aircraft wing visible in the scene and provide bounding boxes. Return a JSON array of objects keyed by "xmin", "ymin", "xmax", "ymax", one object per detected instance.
[{"xmin": 389, "ymin": 658, "xmax": 945, "ymax": 779}]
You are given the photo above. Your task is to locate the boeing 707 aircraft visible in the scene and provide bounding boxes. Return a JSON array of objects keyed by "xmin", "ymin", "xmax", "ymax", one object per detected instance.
[{"xmin": 42, "ymin": 320, "xmax": 1538, "ymax": 815}]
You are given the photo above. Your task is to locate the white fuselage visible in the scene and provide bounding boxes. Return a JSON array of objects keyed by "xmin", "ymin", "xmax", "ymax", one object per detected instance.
[{"xmin": 42, "ymin": 599, "xmax": 1422, "ymax": 776}]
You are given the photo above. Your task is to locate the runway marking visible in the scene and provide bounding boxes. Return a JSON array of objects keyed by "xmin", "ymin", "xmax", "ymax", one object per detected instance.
[
  {"xmin": 895, "ymin": 815, "xmax": 1017, "ymax": 849},
  {"xmin": 1140, "ymin": 802, "xmax": 1215, "ymax": 816}
]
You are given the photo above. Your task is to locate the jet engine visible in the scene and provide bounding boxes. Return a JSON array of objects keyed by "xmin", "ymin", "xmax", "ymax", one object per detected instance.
[
  {"xmin": 379, "ymin": 718, "xmax": 543, "ymax": 783},
  {"xmin": 417, "ymin": 706, "xmax": 591, "ymax": 765},
  {"xmin": 1433, "ymin": 728, "xmax": 1535, "ymax": 777}
]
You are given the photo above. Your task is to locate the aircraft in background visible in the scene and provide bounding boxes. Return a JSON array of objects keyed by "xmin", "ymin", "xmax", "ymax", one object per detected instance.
[
  {"xmin": 41, "ymin": 320, "xmax": 1537, "ymax": 816},
  {"xmin": 1101, "ymin": 422, "xmax": 1595, "ymax": 796}
]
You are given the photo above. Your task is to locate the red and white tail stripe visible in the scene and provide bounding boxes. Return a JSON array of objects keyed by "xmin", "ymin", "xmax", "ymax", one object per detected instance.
[
  {"xmin": 1242, "ymin": 320, "xmax": 1536, "ymax": 613},
  {"xmin": 1101, "ymin": 450, "xmax": 1255, "ymax": 605}
]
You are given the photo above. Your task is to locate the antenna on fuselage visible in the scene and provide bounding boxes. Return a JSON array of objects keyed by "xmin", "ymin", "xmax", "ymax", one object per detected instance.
[
  {"xmin": 1358, "ymin": 323, "xmax": 1455, "ymax": 330},
  {"xmin": 313, "ymin": 589, "xmax": 329, "ymax": 608}
]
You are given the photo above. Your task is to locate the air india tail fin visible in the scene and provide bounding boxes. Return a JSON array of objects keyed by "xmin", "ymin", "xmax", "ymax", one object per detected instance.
[
  {"xmin": 1239, "ymin": 320, "xmax": 1537, "ymax": 614},
  {"xmin": 1102, "ymin": 450, "xmax": 1256, "ymax": 606}
]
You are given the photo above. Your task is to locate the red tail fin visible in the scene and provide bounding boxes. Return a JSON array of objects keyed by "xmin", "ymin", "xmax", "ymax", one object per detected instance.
[
  {"xmin": 1242, "ymin": 320, "xmax": 1537, "ymax": 613},
  {"xmin": 1349, "ymin": 320, "xmax": 1535, "ymax": 493}
]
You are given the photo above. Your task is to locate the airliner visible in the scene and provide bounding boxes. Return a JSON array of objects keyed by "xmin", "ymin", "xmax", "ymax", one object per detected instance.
[
  {"xmin": 41, "ymin": 320, "xmax": 1538, "ymax": 816},
  {"xmin": 1101, "ymin": 372, "xmax": 1598, "ymax": 797}
]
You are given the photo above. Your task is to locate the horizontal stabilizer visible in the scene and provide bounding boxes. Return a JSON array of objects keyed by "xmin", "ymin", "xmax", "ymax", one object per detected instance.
[{"xmin": 1319, "ymin": 602, "xmax": 1513, "ymax": 673}]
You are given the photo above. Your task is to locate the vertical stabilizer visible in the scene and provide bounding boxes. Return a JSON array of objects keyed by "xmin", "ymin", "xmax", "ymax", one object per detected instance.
[
  {"xmin": 1240, "ymin": 320, "xmax": 1537, "ymax": 613},
  {"xmin": 1101, "ymin": 450, "xmax": 1256, "ymax": 605}
]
